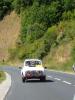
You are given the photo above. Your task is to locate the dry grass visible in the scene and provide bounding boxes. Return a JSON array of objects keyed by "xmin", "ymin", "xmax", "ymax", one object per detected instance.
[
  {"xmin": 0, "ymin": 11, "xmax": 20, "ymax": 61},
  {"xmin": 43, "ymin": 42, "xmax": 73, "ymax": 70},
  {"xmin": 53, "ymin": 43, "xmax": 72, "ymax": 63}
]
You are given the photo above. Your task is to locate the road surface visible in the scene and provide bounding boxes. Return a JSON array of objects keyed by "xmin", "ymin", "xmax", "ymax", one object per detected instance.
[{"xmin": 0, "ymin": 66, "xmax": 75, "ymax": 100}]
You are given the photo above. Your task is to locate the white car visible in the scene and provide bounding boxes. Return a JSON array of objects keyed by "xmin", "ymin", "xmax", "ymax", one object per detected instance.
[{"xmin": 21, "ymin": 59, "xmax": 46, "ymax": 82}]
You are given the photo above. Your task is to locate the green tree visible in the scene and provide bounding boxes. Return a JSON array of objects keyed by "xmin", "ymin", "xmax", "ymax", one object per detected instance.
[
  {"xmin": 26, "ymin": 23, "xmax": 46, "ymax": 42},
  {"xmin": 63, "ymin": 0, "xmax": 75, "ymax": 11}
]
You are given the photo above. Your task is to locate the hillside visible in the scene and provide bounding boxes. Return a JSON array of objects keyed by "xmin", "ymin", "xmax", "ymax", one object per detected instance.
[
  {"xmin": 0, "ymin": 0, "xmax": 75, "ymax": 72},
  {"xmin": 42, "ymin": 20, "xmax": 75, "ymax": 71},
  {"xmin": 9, "ymin": 18, "xmax": 75, "ymax": 71},
  {"xmin": 0, "ymin": 11, "xmax": 20, "ymax": 61}
]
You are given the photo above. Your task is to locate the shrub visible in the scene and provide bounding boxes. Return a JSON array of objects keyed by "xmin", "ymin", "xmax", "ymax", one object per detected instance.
[
  {"xmin": 63, "ymin": 0, "xmax": 75, "ymax": 11},
  {"xmin": 71, "ymin": 43, "xmax": 75, "ymax": 61},
  {"xmin": 26, "ymin": 23, "xmax": 46, "ymax": 42},
  {"xmin": 12, "ymin": 0, "xmax": 21, "ymax": 14},
  {"xmin": 0, "ymin": 0, "xmax": 12, "ymax": 20}
]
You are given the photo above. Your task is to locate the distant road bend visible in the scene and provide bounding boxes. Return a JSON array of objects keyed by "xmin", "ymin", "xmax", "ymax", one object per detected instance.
[{"xmin": 0, "ymin": 66, "xmax": 75, "ymax": 100}]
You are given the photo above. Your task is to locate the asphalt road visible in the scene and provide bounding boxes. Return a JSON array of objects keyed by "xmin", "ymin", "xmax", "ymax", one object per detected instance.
[{"xmin": 0, "ymin": 66, "xmax": 75, "ymax": 100}]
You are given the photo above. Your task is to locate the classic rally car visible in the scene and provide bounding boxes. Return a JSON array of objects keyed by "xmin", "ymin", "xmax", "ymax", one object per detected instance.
[{"xmin": 21, "ymin": 59, "xmax": 46, "ymax": 82}]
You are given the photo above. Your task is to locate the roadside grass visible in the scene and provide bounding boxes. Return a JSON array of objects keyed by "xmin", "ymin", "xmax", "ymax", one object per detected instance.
[
  {"xmin": 43, "ymin": 39, "xmax": 75, "ymax": 72},
  {"xmin": 44, "ymin": 60, "xmax": 74, "ymax": 72},
  {"xmin": 42, "ymin": 20, "xmax": 75, "ymax": 72},
  {"xmin": 0, "ymin": 71, "xmax": 6, "ymax": 83},
  {"xmin": 43, "ymin": 52, "xmax": 75, "ymax": 73}
]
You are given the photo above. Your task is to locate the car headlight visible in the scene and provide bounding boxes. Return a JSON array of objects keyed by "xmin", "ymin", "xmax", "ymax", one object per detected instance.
[
  {"xmin": 26, "ymin": 71, "xmax": 31, "ymax": 75},
  {"xmin": 38, "ymin": 71, "xmax": 43, "ymax": 75}
]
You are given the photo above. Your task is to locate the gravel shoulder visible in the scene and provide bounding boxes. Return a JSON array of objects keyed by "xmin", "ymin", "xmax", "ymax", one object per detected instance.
[{"xmin": 0, "ymin": 72, "xmax": 11, "ymax": 100}]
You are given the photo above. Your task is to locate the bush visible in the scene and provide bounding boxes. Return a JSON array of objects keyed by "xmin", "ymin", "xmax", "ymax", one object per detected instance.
[
  {"xmin": 20, "ymin": 1, "xmax": 63, "ymax": 43},
  {"xmin": 21, "ymin": 5, "xmax": 48, "ymax": 43},
  {"xmin": 9, "ymin": 48, "xmax": 17, "ymax": 60},
  {"xmin": 12, "ymin": 0, "xmax": 21, "ymax": 14},
  {"xmin": 71, "ymin": 42, "xmax": 75, "ymax": 62},
  {"xmin": 44, "ymin": 26, "xmax": 57, "ymax": 46},
  {"xmin": 62, "ymin": 11, "xmax": 73, "ymax": 20},
  {"xmin": 26, "ymin": 23, "xmax": 46, "ymax": 42},
  {"xmin": 63, "ymin": 0, "xmax": 75, "ymax": 11},
  {"xmin": 0, "ymin": 0, "xmax": 13, "ymax": 20}
]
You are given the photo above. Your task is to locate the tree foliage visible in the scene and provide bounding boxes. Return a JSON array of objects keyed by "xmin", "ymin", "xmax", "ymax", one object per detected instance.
[
  {"xmin": 1, "ymin": 0, "xmax": 75, "ymax": 60},
  {"xmin": 0, "ymin": 0, "xmax": 12, "ymax": 20}
]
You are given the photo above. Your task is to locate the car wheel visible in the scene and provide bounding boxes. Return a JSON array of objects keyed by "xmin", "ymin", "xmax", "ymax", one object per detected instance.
[
  {"xmin": 22, "ymin": 77, "xmax": 26, "ymax": 83},
  {"xmin": 40, "ymin": 76, "xmax": 46, "ymax": 81}
]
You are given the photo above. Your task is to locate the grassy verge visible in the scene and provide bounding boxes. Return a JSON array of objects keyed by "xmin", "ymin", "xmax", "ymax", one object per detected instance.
[{"xmin": 0, "ymin": 71, "xmax": 6, "ymax": 83}]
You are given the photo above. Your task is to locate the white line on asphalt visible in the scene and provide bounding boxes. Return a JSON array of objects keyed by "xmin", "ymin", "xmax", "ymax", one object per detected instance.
[
  {"xmin": 62, "ymin": 81, "xmax": 72, "ymax": 85},
  {"xmin": 47, "ymin": 76, "xmax": 53, "ymax": 78},
  {"xmin": 47, "ymin": 75, "xmax": 74, "ymax": 86},
  {"xmin": 73, "ymin": 94, "xmax": 75, "ymax": 100},
  {"xmin": 46, "ymin": 69, "xmax": 75, "ymax": 76},
  {"xmin": 54, "ymin": 78, "xmax": 61, "ymax": 81}
]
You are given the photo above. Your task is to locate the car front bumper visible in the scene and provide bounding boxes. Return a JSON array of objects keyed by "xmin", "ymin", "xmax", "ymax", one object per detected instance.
[
  {"xmin": 22, "ymin": 72, "xmax": 46, "ymax": 79},
  {"xmin": 24, "ymin": 75, "xmax": 46, "ymax": 79}
]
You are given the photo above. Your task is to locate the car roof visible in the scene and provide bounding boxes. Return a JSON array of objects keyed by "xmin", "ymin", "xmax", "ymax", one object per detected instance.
[{"xmin": 25, "ymin": 59, "xmax": 41, "ymax": 61}]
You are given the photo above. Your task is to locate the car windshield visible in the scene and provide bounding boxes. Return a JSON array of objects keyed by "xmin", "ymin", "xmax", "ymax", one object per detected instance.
[{"xmin": 25, "ymin": 61, "xmax": 41, "ymax": 67}]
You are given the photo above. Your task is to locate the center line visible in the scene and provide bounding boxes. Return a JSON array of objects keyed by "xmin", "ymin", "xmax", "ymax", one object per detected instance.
[
  {"xmin": 54, "ymin": 78, "xmax": 61, "ymax": 81},
  {"xmin": 62, "ymin": 81, "xmax": 72, "ymax": 85}
]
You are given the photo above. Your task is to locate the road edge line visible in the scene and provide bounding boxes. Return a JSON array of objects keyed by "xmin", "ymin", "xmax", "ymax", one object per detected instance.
[
  {"xmin": 0, "ymin": 72, "xmax": 11, "ymax": 100},
  {"xmin": 46, "ymin": 69, "xmax": 75, "ymax": 75}
]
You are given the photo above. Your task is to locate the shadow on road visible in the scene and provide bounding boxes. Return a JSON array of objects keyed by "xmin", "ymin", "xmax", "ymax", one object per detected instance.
[{"xmin": 25, "ymin": 79, "xmax": 54, "ymax": 83}]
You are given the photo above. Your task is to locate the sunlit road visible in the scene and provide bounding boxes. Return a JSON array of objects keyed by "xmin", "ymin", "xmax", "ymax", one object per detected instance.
[{"xmin": 0, "ymin": 66, "xmax": 75, "ymax": 100}]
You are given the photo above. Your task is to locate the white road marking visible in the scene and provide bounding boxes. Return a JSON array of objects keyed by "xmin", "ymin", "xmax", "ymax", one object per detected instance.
[
  {"xmin": 62, "ymin": 81, "xmax": 72, "ymax": 85},
  {"xmin": 47, "ymin": 75, "xmax": 74, "ymax": 86},
  {"xmin": 46, "ymin": 69, "xmax": 75, "ymax": 76},
  {"xmin": 54, "ymin": 78, "xmax": 61, "ymax": 81},
  {"xmin": 47, "ymin": 76, "xmax": 53, "ymax": 78},
  {"xmin": 73, "ymin": 94, "xmax": 75, "ymax": 100}
]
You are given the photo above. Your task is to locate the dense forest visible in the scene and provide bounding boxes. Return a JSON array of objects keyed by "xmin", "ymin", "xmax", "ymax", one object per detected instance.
[{"xmin": 1, "ymin": 0, "xmax": 75, "ymax": 70}]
